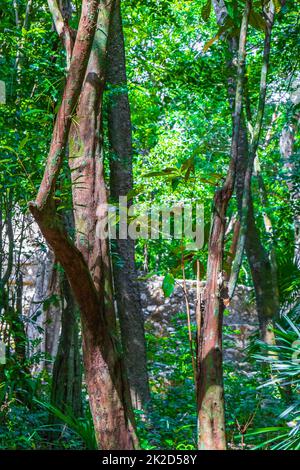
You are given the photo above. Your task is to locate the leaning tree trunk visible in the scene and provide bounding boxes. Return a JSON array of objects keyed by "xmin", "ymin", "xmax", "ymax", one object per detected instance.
[
  {"xmin": 106, "ymin": 0, "xmax": 150, "ymax": 410},
  {"xmin": 29, "ymin": 0, "xmax": 138, "ymax": 449}
]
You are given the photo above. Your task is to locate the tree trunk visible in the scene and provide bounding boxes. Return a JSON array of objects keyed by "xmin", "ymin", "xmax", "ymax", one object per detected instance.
[
  {"xmin": 197, "ymin": 0, "xmax": 251, "ymax": 450},
  {"xmin": 13, "ymin": 272, "xmax": 27, "ymax": 363},
  {"xmin": 106, "ymin": 0, "xmax": 150, "ymax": 410},
  {"xmin": 51, "ymin": 271, "xmax": 82, "ymax": 418},
  {"xmin": 280, "ymin": 110, "xmax": 300, "ymax": 267},
  {"xmin": 69, "ymin": 5, "xmax": 115, "ymax": 324},
  {"xmin": 27, "ymin": 249, "xmax": 54, "ymax": 365},
  {"xmin": 43, "ymin": 259, "xmax": 61, "ymax": 371},
  {"xmin": 236, "ymin": 123, "xmax": 279, "ymax": 344},
  {"xmin": 228, "ymin": 1, "xmax": 275, "ymax": 300},
  {"xmin": 29, "ymin": 0, "xmax": 138, "ymax": 449},
  {"xmin": 50, "ymin": 212, "xmax": 82, "ymax": 417}
]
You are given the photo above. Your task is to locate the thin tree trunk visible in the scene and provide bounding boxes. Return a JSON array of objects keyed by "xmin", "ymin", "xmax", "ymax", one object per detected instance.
[
  {"xmin": 51, "ymin": 271, "xmax": 82, "ymax": 418},
  {"xmin": 197, "ymin": 0, "xmax": 251, "ymax": 450},
  {"xmin": 228, "ymin": 1, "xmax": 275, "ymax": 299},
  {"xmin": 27, "ymin": 249, "xmax": 54, "ymax": 364},
  {"xmin": 48, "ymin": 0, "xmax": 73, "ymax": 68},
  {"xmin": 106, "ymin": 0, "xmax": 150, "ymax": 410},
  {"xmin": 236, "ymin": 125, "xmax": 279, "ymax": 344},
  {"xmin": 13, "ymin": 272, "xmax": 27, "ymax": 362}
]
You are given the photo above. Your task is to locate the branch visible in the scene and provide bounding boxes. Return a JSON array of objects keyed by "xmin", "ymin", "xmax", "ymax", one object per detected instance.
[
  {"xmin": 13, "ymin": 0, "xmax": 21, "ymax": 28},
  {"xmin": 48, "ymin": 0, "xmax": 65, "ymax": 35},
  {"xmin": 30, "ymin": 0, "xmax": 100, "ymax": 212},
  {"xmin": 48, "ymin": 0, "xmax": 74, "ymax": 68}
]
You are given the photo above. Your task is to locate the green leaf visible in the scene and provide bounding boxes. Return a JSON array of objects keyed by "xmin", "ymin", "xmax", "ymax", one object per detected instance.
[
  {"xmin": 19, "ymin": 136, "xmax": 29, "ymax": 150},
  {"xmin": 203, "ymin": 19, "xmax": 233, "ymax": 52},
  {"xmin": 126, "ymin": 185, "xmax": 145, "ymax": 199},
  {"xmin": 144, "ymin": 168, "xmax": 178, "ymax": 178},
  {"xmin": 0, "ymin": 145, "xmax": 17, "ymax": 155},
  {"xmin": 162, "ymin": 273, "xmax": 175, "ymax": 297}
]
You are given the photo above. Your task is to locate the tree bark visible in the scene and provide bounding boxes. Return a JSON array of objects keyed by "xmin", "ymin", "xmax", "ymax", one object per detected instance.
[
  {"xmin": 0, "ymin": 194, "xmax": 27, "ymax": 361},
  {"xmin": 32, "ymin": 0, "xmax": 101, "ymax": 211},
  {"xmin": 106, "ymin": 0, "xmax": 150, "ymax": 410},
  {"xmin": 29, "ymin": 0, "xmax": 138, "ymax": 450},
  {"xmin": 27, "ymin": 249, "xmax": 54, "ymax": 365},
  {"xmin": 197, "ymin": 0, "xmax": 251, "ymax": 450},
  {"xmin": 13, "ymin": 272, "xmax": 27, "ymax": 363},
  {"xmin": 43, "ymin": 257, "xmax": 61, "ymax": 370},
  {"xmin": 48, "ymin": 0, "xmax": 74, "ymax": 68},
  {"xmin": 228, "ymin": 1, "xmax": 275, "ymax": 299}
]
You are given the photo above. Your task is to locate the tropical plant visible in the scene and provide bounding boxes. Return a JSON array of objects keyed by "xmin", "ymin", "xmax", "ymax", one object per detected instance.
[
  {"xmin": 34, "ymin": 399, "xmax": 97, "ymax": 450},
  {"xmin": 247, "ymin": 314, "xmax": 300, "ymax": 449}
]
